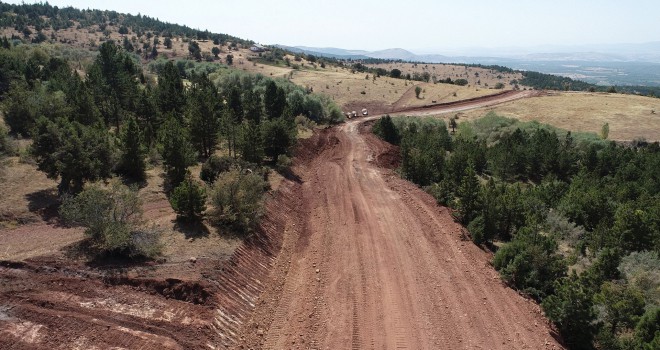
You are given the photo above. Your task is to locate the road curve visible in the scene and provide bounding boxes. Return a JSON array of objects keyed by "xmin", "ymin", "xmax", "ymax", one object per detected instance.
[
  {"xmin": 236, "ymin": 90, "xmax": 564, "ymax": 349},
  {"xmin": 376, "ymin": 89, "xmax": 540, "ymax": 119}
]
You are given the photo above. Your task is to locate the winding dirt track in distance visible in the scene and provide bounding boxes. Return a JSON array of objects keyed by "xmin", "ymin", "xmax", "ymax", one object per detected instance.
[
  {"xmin": 236, "ymin": 90, "xmax": 564, "ymax": 349},
  {"xmin": 391, "ymin": 89, "xmax": 542, "ymax": 117}
]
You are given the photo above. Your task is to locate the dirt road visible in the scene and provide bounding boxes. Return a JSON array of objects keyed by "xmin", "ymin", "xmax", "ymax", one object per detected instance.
[
  {"xmin": 1, "ymin": 90, "xmax": 563, "ymax": 349},
  {"xmin": 237, "ymin": 91, "xmax": 563, "ymax": 349}
]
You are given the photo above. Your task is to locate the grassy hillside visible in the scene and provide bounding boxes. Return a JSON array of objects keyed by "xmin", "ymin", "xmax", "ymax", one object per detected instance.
[{"xmin": 454, "ymin": 92, "xmax": 660, "ymax": 141}]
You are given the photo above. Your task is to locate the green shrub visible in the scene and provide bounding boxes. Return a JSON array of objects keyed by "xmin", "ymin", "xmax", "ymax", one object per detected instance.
[
  {"xmin": 170, "ymin": 175, "xmax": 207, "ymax": 221},
  {"xmin": 211, "ymin": 169, "xmax": 267, "ymax": 232},
  {"xmin": 493, "ymin": 228, "xmax": 567, "ymax": 300},
  {"xmin": 0, "ymin": 124, "xmax": 15, "ymax": 164},
  {"xmin": 619, "ymin": 251, "xmax": 660, "ymax": 306},
  {"xmin": 454, "ymin": 79, "xmax": 468, "ymax": 86},
  {"xmin": 425, "ymin": 179, "xmax": 454, "ymax": 206},
  {"xmin": 467, "ymin": 215, "xmax": 486, "ymax": 244},
  {"xmin": 294, "ymin": 115, "xmax": 317, "ymax": 130},
  {"xmin": 372, "ymin": 115, "xmax": 401, "ymax": 145},
  {"xmin": 60, "ymin": 180, "xmax": 161, "ymax": 258},
  {"xmin": 634, "ymin": 307, "xmax": 660, "ymax": 347},
  {"xmin": 200, "ymin": 155, "xmax": 233, "ymax": 184},
  {"xmin": 276, "ymin": 154, "xmax": 292, "ymax": 170}
]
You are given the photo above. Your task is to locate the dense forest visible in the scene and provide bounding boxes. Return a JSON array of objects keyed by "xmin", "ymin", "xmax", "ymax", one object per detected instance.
[{"xmin": 373, "ymin": 114, "xmax": 660, "ymax": 350}]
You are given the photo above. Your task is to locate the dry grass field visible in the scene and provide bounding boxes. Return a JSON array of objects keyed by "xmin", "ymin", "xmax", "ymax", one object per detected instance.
[
  {"xmin": 288, "ymin": 64, "xmax": 502, "ymax": 113},
  {"xmin": 368, "ymin": 62, "xmax": 526, "ymax": 89},
  {"xmin": 0, "ymin": 156, "xmax": 58, "ymax": 229},
  {"xmin": 441, "ymin": 92, "xmax": 660, "ymax": 141}
]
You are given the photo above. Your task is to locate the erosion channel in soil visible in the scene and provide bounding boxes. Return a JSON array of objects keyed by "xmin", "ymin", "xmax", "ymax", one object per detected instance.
[{"xmin": 1, "ymin": 90, "xmax": 563, "ymax": 349}]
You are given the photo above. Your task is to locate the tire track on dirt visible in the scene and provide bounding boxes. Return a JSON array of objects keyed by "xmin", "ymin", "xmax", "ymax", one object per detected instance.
[{"xmin": 235, "ymin": 89, "xmax": 564, "ymax": 350}]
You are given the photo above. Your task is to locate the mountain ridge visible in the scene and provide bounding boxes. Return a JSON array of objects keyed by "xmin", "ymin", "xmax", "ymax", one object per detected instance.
[{"xmin": 281, "ymin": 42, "xmax": 660, "ymax": 64}]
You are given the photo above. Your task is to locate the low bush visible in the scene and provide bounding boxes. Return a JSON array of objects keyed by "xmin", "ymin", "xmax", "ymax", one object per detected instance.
[
  {"xmin": 200, "ymin": 155, "xmax": 233, "ymax": 184},
  {"xmin": 210, "ymin": 169, "xmax": 268, "ymax": 232},
  {"xmin": 60, "ymin": 180, "xmax": 161, "ymax": 259},
  {"xmin": 170, "ymin": 175, "xmax": 207, "ymax": 221}
]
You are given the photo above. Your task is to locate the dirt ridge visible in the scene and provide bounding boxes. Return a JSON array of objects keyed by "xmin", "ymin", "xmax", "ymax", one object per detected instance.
[{"xmin": 0, "ymin": 181, "xmax": 303, "ymax": 349}]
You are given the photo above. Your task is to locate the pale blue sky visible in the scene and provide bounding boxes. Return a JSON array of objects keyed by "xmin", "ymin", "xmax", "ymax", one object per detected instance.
[{"xmin": 9, "ymin": 0, "xmax": 660, "ymax": 53}]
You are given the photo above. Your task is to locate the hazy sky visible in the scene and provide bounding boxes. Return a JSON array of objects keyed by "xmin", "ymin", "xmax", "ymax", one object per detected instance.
[{"xmin": 11, "ymin": 0, "xmax": 660, "ymax": 53}]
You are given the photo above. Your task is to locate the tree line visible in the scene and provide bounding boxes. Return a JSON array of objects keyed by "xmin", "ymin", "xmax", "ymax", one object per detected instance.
[
  {"xmin": 0, "ymin": 2, "xmax": 252, "ymax": 45},
  {"xmin": 373, "ymin": 113, "xmax": 660, "ymax": 350},
  {"xmin": 520, "ymin": 71, "xmax": 660, "ymax": 97}
]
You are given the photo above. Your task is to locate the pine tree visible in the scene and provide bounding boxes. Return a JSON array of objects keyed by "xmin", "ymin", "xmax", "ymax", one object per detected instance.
[
  {"xmin": 136, "ymin": 87, "xmax": 160, "ymax": 147},
  {"xmin": 456, "ymin": 162, "xmax": 481, "ymax": 224},
  {"xmin": 187, "ymin": 73, "xmax": 220, "ymax": 157},
  {"xmin": 264, "ymin": 80, "xmax": 286, "ymax": 120},
  {"xmin": 159, "ymin": 116, "xmax": 195, "ymax": 187},
  {"xmin": 31, "ymin": 117, "xmax": 114, "ymax": 194},
  {"xmin": 156, "ymin": 61, "xmax": 185, "ymax": 116},
  {"xmin": 86, "ymin": 41, "xmax": 139, "ymax": 129},
  {"xmin": 170, "ymin": 174, "xmax": 207, "ymax": 221},
  {"xmin": 118, "ymin": 117, "xmax": 146, "ymax": 181},
  {"xmin": 542, "ymin": 276, "xmax": 595, "ymax": 349},
  {"xmin": 242, "ymin": 89, "xmax": 263, "ymax": 124},
  {"xmin": 262, "ymin": 117, "xmax": 295, "ymax": 161},
  {"xmin": 239, "ymin": 121, "xmax": 264, "ymax": 164}
]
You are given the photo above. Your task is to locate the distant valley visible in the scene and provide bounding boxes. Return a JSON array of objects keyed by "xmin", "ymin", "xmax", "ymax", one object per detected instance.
[{"xmin": 279, "ymin": 42, "xmax": 660, "ymax": 87}]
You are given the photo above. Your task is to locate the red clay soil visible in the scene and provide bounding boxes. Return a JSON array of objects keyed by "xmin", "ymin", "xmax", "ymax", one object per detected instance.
[
  {"xmin": 1, "ymin": 91, "xmax": 562, "ymax": 349},
  {"xmin": 0, "ymin": 184, "xmax": 303, "ymax": 350},
  {"xmin": 234, "ymin": 112, "xmax": 564, "ymax": 349}
]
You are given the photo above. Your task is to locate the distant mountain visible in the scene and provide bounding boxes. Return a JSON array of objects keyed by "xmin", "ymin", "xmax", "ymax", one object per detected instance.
[
  {"xmin": 277, "ymin": 44, "xmax": 660, "ymax": 87},
  {"xmin": 275, "ymin": 45, "xmax": 453, "ymax": 63},
  {"xmin": 458, "ymin": 42, "xmax": 660, "ymax": 63},
  {"xmin": 275, "ymin": 45, "xmax": 372, "ymax": 59},
  {"xmin": 282, "ymin": 42, "xmax": 660, "ymax": 64},
  {"xmin": 364, "ymin": 48, "xmax": 418, "ymax": 61}
]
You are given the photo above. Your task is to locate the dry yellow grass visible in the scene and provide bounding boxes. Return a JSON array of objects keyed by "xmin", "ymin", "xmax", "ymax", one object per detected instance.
[
  {"xmin": 288, "ymin": 65, "xmax": 500, "ymax": 112},
  {"xmin": 367, "ymin": 62, "xmax": 526, "ymax": 89},
  {"xmin": 0, "ymin": 156, "xmax": 58, "ymax": 228},
  {"xmin": 451, "ymin": 92, "xmax": 660, "ymax": 141}
]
